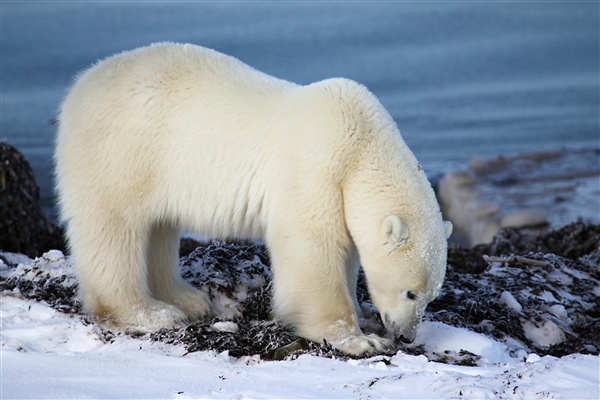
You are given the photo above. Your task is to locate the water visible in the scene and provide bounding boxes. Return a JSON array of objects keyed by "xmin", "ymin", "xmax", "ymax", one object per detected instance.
[{"xmin": 2, "ymin": 2, "xmax": 598, "ymax": 221}]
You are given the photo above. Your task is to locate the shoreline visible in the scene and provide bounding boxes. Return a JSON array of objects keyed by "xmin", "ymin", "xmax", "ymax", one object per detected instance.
[{"xmin": 438, "ymin": 148, "xmax": 600, "ymax": 246}]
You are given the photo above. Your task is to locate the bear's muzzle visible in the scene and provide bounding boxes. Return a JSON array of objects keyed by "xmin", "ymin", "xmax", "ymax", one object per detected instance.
[{"xmin": 384, "ymin": 314, "xmax": 418, "ymax": 344}]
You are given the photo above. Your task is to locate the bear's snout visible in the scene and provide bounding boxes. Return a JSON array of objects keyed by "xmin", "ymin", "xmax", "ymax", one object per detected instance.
[
  {"xmin": 384, "ymin": 314, "xmax": 417, "ymax": 344},
  {"xmin": 398, "ymin": 334, "xmax": 415, "ymax": 344}
]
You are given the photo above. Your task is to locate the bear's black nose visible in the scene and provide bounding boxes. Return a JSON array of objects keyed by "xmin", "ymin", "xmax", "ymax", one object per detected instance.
[
  {"xmin": 384, "ymin": 315, "xmax": 416, "ymax": 344},
  {"xmin": 398, "ymin": 334, "xmax": 414, "ymax": 344}
]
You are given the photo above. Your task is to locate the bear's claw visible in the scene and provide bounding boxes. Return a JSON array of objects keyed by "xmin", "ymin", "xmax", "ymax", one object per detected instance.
[
  {"xmin": 119, "ymin": 300, "xmax": 190, "ymax": 333},
  {"xmin": 159, "ymin": 284, "xmax": 210, "ymax": 322},
  {"xmin": 331, "ymin": 334, "xmax": 396, "ymax": 356}
]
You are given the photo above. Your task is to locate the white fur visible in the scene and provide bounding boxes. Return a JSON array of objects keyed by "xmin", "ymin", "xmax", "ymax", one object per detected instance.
[{"xmin": 55, "ymin": 43, "xmax": 450, "ymax": 355}]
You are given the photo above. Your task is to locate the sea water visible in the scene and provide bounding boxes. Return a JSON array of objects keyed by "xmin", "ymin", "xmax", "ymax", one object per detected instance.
[{"xmin": 2, "ymin": 2, "xmax": 598, "ymax": 221}]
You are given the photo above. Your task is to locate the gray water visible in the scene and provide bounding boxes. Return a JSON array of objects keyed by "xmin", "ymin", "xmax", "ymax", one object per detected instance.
[{"xmin": 2, "ymin": 2, "xmax": 599, "ymax": 221}]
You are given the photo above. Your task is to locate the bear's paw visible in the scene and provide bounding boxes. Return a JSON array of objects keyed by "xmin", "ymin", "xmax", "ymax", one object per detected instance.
[
  {"xmin": 122, "ymin": 300, "xmax": 190, "ymax": 333},
  {"xmin": 157, "ymin": 283, "xmax": 211, "ymax": 322},
  {"xmin": 330, "ymin": 333, "xmax": 396, "ymax": 356}
]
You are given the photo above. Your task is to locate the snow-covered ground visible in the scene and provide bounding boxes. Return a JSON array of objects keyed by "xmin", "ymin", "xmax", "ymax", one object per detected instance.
[
  {"xmin": 2, "ymin": 251, "xmax": 598, "ymax": 399},
  {"xmin": 2, "ymin": 294, "xmax": 598, "ymax": 399}
]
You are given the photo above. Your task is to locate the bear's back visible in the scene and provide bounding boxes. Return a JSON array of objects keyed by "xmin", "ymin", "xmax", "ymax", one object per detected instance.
[{"xmin": 65, "ymin": 43, "xmax": 292, "ymax": 117}]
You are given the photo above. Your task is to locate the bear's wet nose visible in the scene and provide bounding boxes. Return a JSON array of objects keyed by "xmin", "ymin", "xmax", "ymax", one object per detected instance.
[
  {"xmin": 384, "ymin": 315, "xmax": 417, "ymax": 344},
  {"xmin": 398, "ymin": 334, "xmax": 414, "ymax": 344}
]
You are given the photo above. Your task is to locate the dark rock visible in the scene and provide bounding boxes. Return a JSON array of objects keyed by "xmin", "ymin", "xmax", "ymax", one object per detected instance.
[{"xmin": 0, "ymin": 142, "xmax": 66, "ymax": 257}]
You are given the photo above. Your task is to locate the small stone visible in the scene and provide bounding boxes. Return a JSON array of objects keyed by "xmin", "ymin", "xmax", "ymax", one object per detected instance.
[{"xmin": 548, "ymin": 304, "xmax": 568, "ymax": 320}]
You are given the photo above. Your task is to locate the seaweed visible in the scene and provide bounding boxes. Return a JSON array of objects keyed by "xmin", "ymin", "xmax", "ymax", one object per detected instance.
[{"xmin": 2, "ymin": 222, "xmax": 598, "ymax": 363}]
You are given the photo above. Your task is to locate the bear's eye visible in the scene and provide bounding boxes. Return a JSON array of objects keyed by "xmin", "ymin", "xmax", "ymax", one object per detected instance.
[{"xmin": 406, "ymin": 291, "xmax": 418, "ymax": 301}]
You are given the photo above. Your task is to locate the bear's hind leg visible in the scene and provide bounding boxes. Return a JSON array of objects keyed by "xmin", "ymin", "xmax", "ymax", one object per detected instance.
[
  {"xmin": 70, "ymin": 217, "xmax": 188, "ymax": 332},
  {"xmin": 146, "ymin": 223, "xmax": 210, "ymax": 322}
]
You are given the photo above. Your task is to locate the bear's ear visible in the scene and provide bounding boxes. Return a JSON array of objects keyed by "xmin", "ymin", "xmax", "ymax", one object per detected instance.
[
  {"xmin": 444, "ymin": 220, "xmax": 453, "ymax": 239},
  {"xmin": 382, "ymin": 215, "xmax": 409, "ymax": 246}
]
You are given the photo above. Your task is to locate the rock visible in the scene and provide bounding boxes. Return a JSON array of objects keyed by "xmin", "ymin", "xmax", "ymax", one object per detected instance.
[{"xmin": 0, "ymin": 142, "xmax": 66, "ymax": 257}]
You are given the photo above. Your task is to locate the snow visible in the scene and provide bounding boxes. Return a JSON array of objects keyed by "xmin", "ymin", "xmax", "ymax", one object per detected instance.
[
  {"xmin": 414, "ymin": 322, "xmax": 514, "ymax": 366},
  {"xmin": 499, "ymin": 291, "xmax": 522, "ymax": 314},
  {"xmin": 2, "ymin": 298, "xmax": 599, "ymax": 400},
  {"xmin": 520, "ymin": 318, "xmax": 567, "ymax": 350},
  {"xmin": 211, "ymin": 321, "xmax": 240, "ymax": 334},
  {"xmin": 2, "ymin": 253, "xmax": 598, "ymax": 399},
  {"xmin": 548, "ymin": 305, "xmax": 568, "ymax": 320}
]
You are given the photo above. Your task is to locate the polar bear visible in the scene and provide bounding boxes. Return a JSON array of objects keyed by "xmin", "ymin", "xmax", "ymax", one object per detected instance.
[{"xmin": 55, "ymin": 43, "xmax": 452, "ymax": 355}]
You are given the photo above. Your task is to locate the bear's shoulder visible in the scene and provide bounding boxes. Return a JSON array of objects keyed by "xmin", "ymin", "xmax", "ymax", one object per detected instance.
[{"xmin": 304, "ymin": 78, "xmax": 397, "ymax": 142}]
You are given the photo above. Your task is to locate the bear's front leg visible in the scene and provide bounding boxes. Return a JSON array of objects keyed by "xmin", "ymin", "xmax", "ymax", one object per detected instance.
[{"xmin": 268, "ymin": 233, "xmax": 395, "ymax": 356}]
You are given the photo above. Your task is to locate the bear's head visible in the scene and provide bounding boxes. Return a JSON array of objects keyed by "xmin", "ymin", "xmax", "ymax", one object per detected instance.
[{"xmin": 356, "ymin": 214, "xmax": 452, "ymax": 344}]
